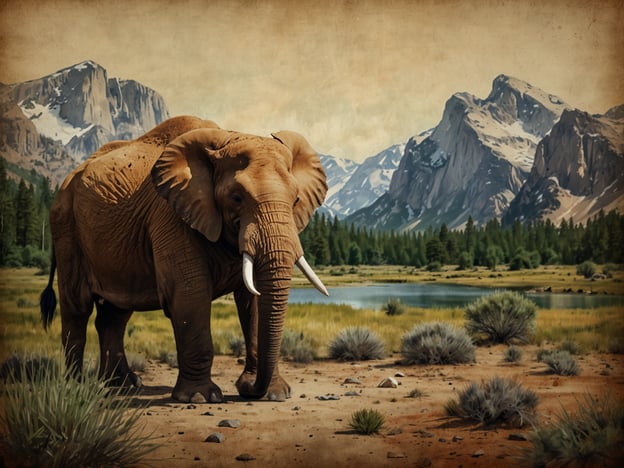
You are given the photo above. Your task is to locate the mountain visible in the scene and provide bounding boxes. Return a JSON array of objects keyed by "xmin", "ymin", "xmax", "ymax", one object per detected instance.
[
  {"xmin": 504, "ymin": 106, "xmax": 624, "ymax": 225},
  {"xmin": 0, "ymin": 60, "xmax": 169, "ymax": 185},
  {"xmin": 347, "ymin": 75, "xmax": 571, "ymax": 230}
]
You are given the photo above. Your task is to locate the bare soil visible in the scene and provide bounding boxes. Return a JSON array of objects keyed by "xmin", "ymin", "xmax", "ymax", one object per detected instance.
[{"xmin": 135, "ymin": 346, "xmax": 624, "ymax": 468}]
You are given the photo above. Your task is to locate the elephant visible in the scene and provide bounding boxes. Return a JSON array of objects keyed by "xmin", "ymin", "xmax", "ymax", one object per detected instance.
[{"xmin": 39, "ymin": 115, "xmax": 328, "ymax": 403}]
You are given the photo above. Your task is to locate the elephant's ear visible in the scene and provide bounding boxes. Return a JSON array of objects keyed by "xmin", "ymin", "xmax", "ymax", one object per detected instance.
[
  {"xmin": 272, "ymin": 131, "xmax": 327, "ymax": 232},
  {"xmin": 152, "ymin": 128, "xmax": 232, "ymax": 242}
]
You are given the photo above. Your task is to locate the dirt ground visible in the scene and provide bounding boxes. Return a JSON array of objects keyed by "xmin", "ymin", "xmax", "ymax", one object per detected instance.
[{"xmin": 134, "ymin": 346, "xmax": 624, "ymax": 468}]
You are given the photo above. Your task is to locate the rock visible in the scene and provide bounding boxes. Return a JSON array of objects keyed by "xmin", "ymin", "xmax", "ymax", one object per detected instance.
[
  {"xmin": 344, "ymin": 391, "xmax": 360, "ymax": 397},
  {"xmin": 204, "ymin": 433, "xmax": 225, "ymax": 443},
  {"xmin": 394, "ymin": 372, "xmax": 405, "ymax": 377},
  {"xmin": 387, "ymin": 427, "xmax": 402, "ymax": 435},
  {"xmin": 317, "ymin": 394, "xmax": 340, "ymax": 401},
  {"xmin": 508, "ymin": 433, "xmax": 528, "ymax": 441},
  {"xmin": 343, "ymin": 377, "xmax": 362, "ymax": 384},
  {"xmin": 387, "ymin": 451, "xmax": 407, "ymax": 459},
  {"xmin": 218, "ymin": 419, "xmax": 241, "ymax": 428},
  {"xmin": 236, "ymin": 453, "xmax": 256, "ymax": 461},
  {"xmin": 472, "ymin": 449, "xmax": 485, "ymax": 457},
  {"xmin": 378, "ymin": 377, "xmax": 399, "ymax": 388},
  {"xmin": 452, "ymin": 435, "xmax": 463, "ymax": 442},
  {"xmin": 201, "ymin": 411, "xmax": 214, "ymax": 416}
]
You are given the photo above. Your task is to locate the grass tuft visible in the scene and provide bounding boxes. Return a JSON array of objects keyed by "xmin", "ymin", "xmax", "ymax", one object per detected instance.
[
  {"xmin": 401, "ymin": 322, "xmax": 475, "ymax": 365},
  {"xmin": 348, "ymin": 408, "xmax": 385, "ymax": 435},
  {"xmin": 526, "ymin": 394, "xmax": 624, "ymax": 467},
  {"xmin": 445, "ymin": 376, "xmax": 538, "ymax": 427},
  {"xmin": 328, "ymin": 326, "xmax": 385, "ymax": 361},
  {"xmin": 0, "ymin": 352, "xmax": 158, "ymax": 467}
]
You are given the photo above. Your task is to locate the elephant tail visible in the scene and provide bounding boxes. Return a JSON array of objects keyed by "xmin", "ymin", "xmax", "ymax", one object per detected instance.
[{"xmin": 40, "ymin": 248, "xmax": 57, "ymax": 331}]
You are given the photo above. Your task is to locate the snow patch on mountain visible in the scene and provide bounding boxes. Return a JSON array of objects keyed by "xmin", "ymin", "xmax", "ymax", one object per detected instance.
[{"xmin": 19, "ymin": 100, "xmax": 94, "ymax": 145}]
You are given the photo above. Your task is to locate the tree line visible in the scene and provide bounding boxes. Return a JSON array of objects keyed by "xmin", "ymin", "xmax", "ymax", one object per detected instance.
[
  {"xmin": 299, "ymin": 210, "xmax": 624, "ymax": 269},
  {"xmin": 2, "ymin": 157, "xmax": 623, "ymax": 270}
]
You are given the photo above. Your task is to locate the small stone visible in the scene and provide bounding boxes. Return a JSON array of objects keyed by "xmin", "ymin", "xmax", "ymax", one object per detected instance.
[
  {"xmin": 508, "ymin": 433, "xmax": 528, "ymax": 441},
  {"xmin": 387, "ymin": 427, "xmax": 402, "ymax": 435},
  {"xmin": 452, "ymin": 435, "xmax": 463, "ymax": 442},
  {"xmin": 186, "ymin": 404, "xmax": 197, "ymax": 409},
  {"xmin": 344, "ymin": 391, "xmax": 360, "ymax": 397},
  {"xmin": 218, "ymin": 419, "xmax": 241, "ymax": 428},
  {"xmin": 201, "ymin": 411, "xmax": 214, "ymax": 416},
  {"xmin": 378, "ymin": 377, "xmax": 399, "ymax": 388},
  {"xmin": 204, "ymin": 433, "xmax": 225, "ymax": 443},
  {"xmin": 394, "ymin": 372, "xmax": 405, "ymax": 378},
  {"xmin": 236, "ymin": 453, "xmax": 256, "ymax": 461},
  {"xmin": 387, "ymin": 451, "xmax": 407, "ymax": 459},
  {"xmin": 438, "ymin": 437, "xmax": 447, "ymax": 443},
  {"xmin": 292, "ymin": 406, "xmax": 301, "ymax": 411},
  {"xmin": 344, "ymin": 377, "xmax": 362, "ymax": 384},
  {"xmin": 472, "ymin": 449, "xmax": 485, "ymax": 457},
  {"xmin": 317, "ymin": 394, "xmax": 340, "ymax": 401}
]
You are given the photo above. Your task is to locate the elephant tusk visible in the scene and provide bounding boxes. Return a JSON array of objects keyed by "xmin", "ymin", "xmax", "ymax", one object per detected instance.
[
  {"xmin": 242, "ymin": 253, "xmax": 261, "ymax": 296},
  {"xmin": 296, "ymin": 256, "xmax": 329, "ymax": 296}
]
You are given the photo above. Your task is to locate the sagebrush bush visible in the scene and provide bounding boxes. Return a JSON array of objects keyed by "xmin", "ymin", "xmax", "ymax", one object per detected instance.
[
  {"xmin": 328, "ymin": 326, "xmax": 385, "ymax": 361},
  {"xmin": 281, "ymin": 329, "xmax": 316, "ymax": 363},
  {"xmin": 348, "ymin": 408, "xmax": 385, "ymax": 435},
  {"xmin": 383, "ymin": 298, "xmax": 405, "ymax": 316},
  {"xmin": 503, "ymin": 345, "xmax": 523, "ymax": 363},
  {"xmin": 400, "ymin": 322, "xmax": 475, "ymax": 365},
  {"xmin": 526, "ymin": 394, "xmax": 624, "ymax": 467},
  {"xmin": 464, "ymin": 290, "xmax": 536, "ymax": 343},
  {"xmin": 445, "ymin": 376, "xmax": 538, "ymax": 427},
  {"xmin": 0, "ymin": 353, "xmax": 157, "ymax": 467},
  {"xmin": 229, "ymin": 336, "xmax": 245, "ymax": 357},
  {"xmin": 541, "ymin": 350, "xmax": 579, "ymax": 376},
  {"xmin": 577, "ymin": 260, "xmax": 597, "ymax": 278}
]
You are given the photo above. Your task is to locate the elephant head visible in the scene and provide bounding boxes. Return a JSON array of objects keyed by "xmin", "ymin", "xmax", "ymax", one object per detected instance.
[{"xmin": 151, "ymin": 125, "xmax": 328, "ymax": 398}]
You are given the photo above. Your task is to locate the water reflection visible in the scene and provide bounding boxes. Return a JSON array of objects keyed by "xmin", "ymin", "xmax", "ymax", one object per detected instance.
[{"xmin": 289, "ymin": 283, "xmax": 624, "ymax": 310}]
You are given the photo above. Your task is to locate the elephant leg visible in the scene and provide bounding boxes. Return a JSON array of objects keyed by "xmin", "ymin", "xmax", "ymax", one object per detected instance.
[
  {"xmin": 94, "ymin": 301, "xmax": 140, "ymax": 387},
  {"xmin": 57, "ymin": 267, "xmax": 93, "ymax": 377},
  {"xmin": 234, "ymin": 289, "xmax": 291, "ymax": 401},
  {"xmin": 168, "ymin": 298, "xmax": 222, "ymax": 403}
]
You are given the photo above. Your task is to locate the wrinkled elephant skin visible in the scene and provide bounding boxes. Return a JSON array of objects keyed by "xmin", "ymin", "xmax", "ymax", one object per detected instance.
[{"xmin": 40, "ymin": 116, "xmax": 328, "ymax": 402}]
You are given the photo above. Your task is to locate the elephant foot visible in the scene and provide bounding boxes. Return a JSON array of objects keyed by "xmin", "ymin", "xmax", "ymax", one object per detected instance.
[
  {"xmin": 172, "ymin": 377, "xmax": 223, "ymax": 403},
  {"xmin": 236, "ymin": 372, "xmax": 291, "ymax": 401}
]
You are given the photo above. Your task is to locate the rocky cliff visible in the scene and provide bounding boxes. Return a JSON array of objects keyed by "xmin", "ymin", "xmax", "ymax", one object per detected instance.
[
  {"xmin": 0, "ymin": 61, "xmax": 169, "ymax": 185},
  {"xmin": 504, "ymin": 106, "xmax": 624, "ymax": 225},
  {"xmin": 348, "ymin": 75, "xmax": 570, "ymax": 230}
]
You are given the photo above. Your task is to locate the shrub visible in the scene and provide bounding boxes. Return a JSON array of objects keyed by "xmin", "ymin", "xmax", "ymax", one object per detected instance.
[
  {"xmin": 0, "ymin": 353, "xmax": 157, "ymax": 467},
  {"xmin": 445, "ymin": 376, "xmax": 538, "ymax": 427},
  {"xmin": 457, "ymin": 251, "xmax": 474, "ymax": 270},
  {"xmin": 348, "ymin": 408, "xmax": 385, "ymax": 435},
  {"xmin": 504, "ymin": 345, "xmax": 523, "ymax": 363},
  {"xmin": 526, "ymin": 394, "xmax": 624, "ymax": 467},
  {"xmin": 464, "ymin": 290, "xmax": 536, "ymax": 344},
  {"xmin": 328, "ymin": 326, "xmax": 385, "ymax": 361},
  {"xmin": 400, "ymin": 322, "xmax": 475, "ymax": 365},
  {"xmin": 558, "ymin": 339, "xmax": 584, "ymax": 355},
  {"xmin": 229, "ymin": 336, "xmax": 245, "ymax": 357},
  {"xmin": 383, "ymin": 298, "xmax": 405, "ymax": 316},
  {"xmin": 426, "ymin": 261, "xmax": 442, "ymax": 272},
  {"xmin": 577, "ymin": 261, "xmax": 597, "ymax": 278},
  {"xmin": 281, "ymin": 329, "xmax": 316, "ymax": 363},
  {"xmin": 541, "ymin": 350, "xmax": 579, "ymax": 376}
]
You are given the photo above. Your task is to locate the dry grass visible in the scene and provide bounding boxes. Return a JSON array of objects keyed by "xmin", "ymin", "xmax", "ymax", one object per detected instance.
[{"xmin": 1, "ymin": 267, "xmax": 623, "ymax": 364}]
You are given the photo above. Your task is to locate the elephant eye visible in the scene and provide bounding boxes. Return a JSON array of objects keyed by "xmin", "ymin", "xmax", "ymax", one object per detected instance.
[
  {"xmin": 294, "ymin": 196, "xmax": 300, "ymax": 207},
  {"xmin": 231, "ymin": 193, "xmax": 243, "ymax": 204}
]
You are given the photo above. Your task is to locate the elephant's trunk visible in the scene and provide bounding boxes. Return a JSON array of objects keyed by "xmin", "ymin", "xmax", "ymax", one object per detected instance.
[{"xmin": 238, "ymin": 201, "xmax": 299, "ymax": 399}]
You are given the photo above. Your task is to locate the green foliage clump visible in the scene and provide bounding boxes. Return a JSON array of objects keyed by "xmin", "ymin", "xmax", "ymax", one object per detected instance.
[
  {"xmin": 527, "ymin": 394, "xmax": 624, "ymax": 467},
  {"xmin": 577, "ymin": 260, "xmax": 597, "ymax": 278},
  {"xmin": 539, "ymin": 349, "xmax": 579, "ymax": 376},
  {"xmin": 328, "ymin": 326, "xmax": 385, "ymax": 361},
  {"xmin": 464, "ymin": 290, "xmax": 536, "ymax": 344},
  {"xmin": 383, "ymin": 298, "xmax": 405, "ymax": 316},
  {"xmin": 281, "ymin": 329, "xmax": 317, "ymax": 363},
  {"xmin": 348, "ymin": 408, "xmax": 385, "ymax": 435},
  {"xmin": 503, "ymin": 345, "xmax": 523, "ymax": 363},
  {"xmin": 445, "ymin": 376, "xmax": 538, "ymax": 427},
  {"xmin": 0, "ymin": 352, "xmax": 157, "ymax": 467},
  {"xmin": 400, "ymin": 322, "xmax": 475, "ymax": 365}
]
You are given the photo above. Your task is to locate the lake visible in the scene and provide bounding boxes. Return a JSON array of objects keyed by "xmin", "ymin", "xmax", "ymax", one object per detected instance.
[{"xmin": 289, "ymin": 283, "xmax": 624, "ymax": 310}]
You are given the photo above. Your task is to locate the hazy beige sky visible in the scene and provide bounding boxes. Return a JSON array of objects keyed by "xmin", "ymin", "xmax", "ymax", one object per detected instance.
[{"xmin": 1, "ymin": 0, "xmax": 622, "ymax": 160}]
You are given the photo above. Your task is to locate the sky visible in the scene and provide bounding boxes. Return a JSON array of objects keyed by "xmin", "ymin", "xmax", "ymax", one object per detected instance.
[{"xmin": 1, "ymin": 0, "xmax": 622, "ymax": 161}]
